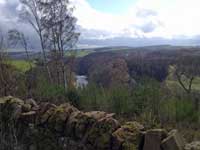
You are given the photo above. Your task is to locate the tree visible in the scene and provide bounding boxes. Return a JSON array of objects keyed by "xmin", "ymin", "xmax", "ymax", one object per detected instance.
[
  {"xmin": 40, "ymin": 0, "xmax": 79, "ymax": 88},
  {"xmin": 8, "ymin": 29, "xmax": 35, "ymax": 97},
  {"xmin": 108, "ymin": 58, "xmax": 130, "ymax": 86},
  {"xmin": 0, "ymin": 29, "xmax": 8, "ymax": 96},
  {"xmin": 0, "ymin": 29, "xmax": 7, "ymax": 58},
  {"xmin": 175, "ymin": 55, "xmax": 200, "ymax": 94},
  {"xmin": 174, "ymin": 55, "xmax": 200, "ymax": 112},
  {"xmin": 8, "ymin": 29, "xmax": 31, "ymax": 64},
  {"xmin": 65, "ymin": 51, "xmax": 77, "ymax": 89},
  {"xmin": 19, "ymin": 0, "xmax": 52, "ymax": 80},
  {"xmin": 0, "ymin": 30, "xmax": 4, "ymax": 52},
  {"xmin": 90, "ymin": 58, "xmax": 131, "ymax": 87},
  {"xmin": 127, "ymin": 51, "xmax": 170, "ymax": 82},
  {"xmin": 0, "ymin": 29, "xmax": 19, "ymax": 96}
]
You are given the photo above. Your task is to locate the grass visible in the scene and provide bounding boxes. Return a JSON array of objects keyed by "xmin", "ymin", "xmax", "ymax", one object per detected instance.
[
  {"xmin": 166, "ymin": 79, "xmax": 200, "ymax": 92},
  {"xmin": 6, "ymin": 60, "xmax": 35, "ymax": 73},
  {"xmin": 166, "ymin": 65, "xmax": 200, "ymax": 92},
  {"xmin": 65, "ymin": 50, "xmax": 94, "ymax": 57}
]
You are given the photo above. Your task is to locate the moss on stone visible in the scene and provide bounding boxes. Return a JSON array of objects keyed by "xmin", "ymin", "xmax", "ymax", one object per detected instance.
[{"xmin": 112, "ymin": 121, "xmax": 144, "ymax": 150}]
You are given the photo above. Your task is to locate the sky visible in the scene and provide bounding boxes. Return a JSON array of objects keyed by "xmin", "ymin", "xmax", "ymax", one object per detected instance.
[
  {"xmin": 86, "ymin": 0, "xmax": 137, "ymax": 14},
  {"xmin": 73, "ymin": 0, "xmax": 200, "ymax": 39},
  {"xmin": 1, "ymin": 0, "xmax": 200, "ymax": 47}
]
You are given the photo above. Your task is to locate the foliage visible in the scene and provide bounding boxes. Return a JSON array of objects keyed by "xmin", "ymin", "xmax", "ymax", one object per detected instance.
[
  {"xmin": 40, "ymin": 0, "xmax": 79, "ymax": 89},
  {"xmin": 161, "ymin": 98, "xmax": 199, "ymax": 123},
  {"xmin": 35, "ymin": 78, "xmax": 66, "ymax": 101},
  {"xmin": 78, "ymin": 79, "xmax": 162, "ymax": 116},
  {"xmin": 78, "ymin": 83, "xmax": 107, "ymax": 111},
  {"xmin": 108, "ymin": 85, "xmax": 131, "ymax": 115},
  {"xmin": 28, "ymin": 69, "xmax": 67, "ymax": 103},
  {"xmin": 66, "ymin": 88, "xmax": 80, "ymax": 107},
  {"xmin": 77, "ymin": 49, "xmax": 171, "ymax": 82},
  {"xmin": 0, "ymin": 62, "xmax": 27, "ymax": 97},
  {"xmin": 89, "ymin": 58, "xmax": 131, "ymax": 87},
  {"xmin": 77, "ymin": 78, "xmax": 200, "ymax": 125}
]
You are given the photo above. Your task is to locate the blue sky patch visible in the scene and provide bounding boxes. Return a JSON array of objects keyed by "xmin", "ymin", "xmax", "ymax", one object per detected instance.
[{"xmin": 87, "ymin": 0, "xmax": 137, "ymax": 14}]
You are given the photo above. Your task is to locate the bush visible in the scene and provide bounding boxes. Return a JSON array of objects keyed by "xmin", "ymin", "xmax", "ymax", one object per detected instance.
[
  {"xmin": 66, "ymin": 88, "xmax": 80, "ymax": 107},
  {"xmin": 78, "ymin": 83, "xmax": 107, "ymax": 111},
  {"xmin": 78, "ymin": 78, "xmax": 163, "ymax": 118},
  {"xmin": 24, "ymin": 66, "xmax": 74, "ymax": 103},
  {"xmin": 161, "ymin": 98, "xmax": 199, "ymax": 123},
  {"xmin": 108, "ymin": 85, "xmax": 132, "ymax": 115},
  {"xmin": 131, "ymin": 78, "xmax": 162, "ymax": 116}
]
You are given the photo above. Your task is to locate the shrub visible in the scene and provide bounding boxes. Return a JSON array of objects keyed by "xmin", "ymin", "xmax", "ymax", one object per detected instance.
[
  {"xmin": 108, "ymin": 85, "xmax": 132, "ymax": 115},
  {"xmin": 78, "ymin": 78, "xmax": 163, "ymax": 118},
  {"xmin": 78, "ymin": 83, "xmax": 107, "ymax": 111},
  {"xmin": 161, "ymin": 98, "xmax": 199, "ymax": 123},
  {"xmin": 66, "ymin": 88, "xmax": 80, "ymax": 107}
]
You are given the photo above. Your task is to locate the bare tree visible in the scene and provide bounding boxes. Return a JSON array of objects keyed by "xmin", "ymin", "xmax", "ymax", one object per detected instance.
[
  {"xmin": 0, "ymin": 29, "xmax": 7, "ymax": 96},
  {"xmin": 8, "ymin": 29, "xmax": 32, "ymax": 66},
  {"xmin": 0, "ymin": 29, "xmax": 7, "ymax": 60},
  {"xmin": 174, "ymin": 55, "xmax": 200, "ymax": 112},
  {"xmin": 66, "ymin": 51, "xmax": 77, "ymax": 89},
  {"xmin": 0, "ymin": 30, "xmax": 4, "ymax": 53},
  {"xmin": 175, "ymin": 55, "xmax": 200, "ymax": 94},
  {"xmin": 19, "ymin": 0, "xmax": 79, "ymax": 89},
  {"xmin": 41, "ymin": 0, "xmax": 79, "ymax": 89},
  {"xmin": 0, "ymin": 29, "xmax": 16, "ymax": 96},
  {"xmin": 19, "ymin": 0, "xmax": 52, "ymax": 81}
]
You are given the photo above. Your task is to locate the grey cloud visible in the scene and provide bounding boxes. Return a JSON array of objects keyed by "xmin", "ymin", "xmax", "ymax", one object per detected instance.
[
  {"xmin": 0, "ymin": 0, "xmax": 41, "ymax": 50},
  {"xmin": 77, "ymin": 26, "xmax": 113, "ymax": 39},
  {"xmin": 0, "ymin": 0, "xmax": 19, "ymax": 20},
  {"xmin": 138, "ymin": 21, "xmax": 157, "ymax": 33},
  {"xmin": 134, "ymin": 8, "xmax": 161, "ymax": 33},
  {"xmin": 0, "ymin": 0, "xmax": 21, "ymax": 31}
]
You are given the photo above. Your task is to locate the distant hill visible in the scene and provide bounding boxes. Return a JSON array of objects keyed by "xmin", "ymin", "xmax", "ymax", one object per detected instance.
[
  {"xmin": 79, "ymin": 36, "xmax": 200, "ymax": 47},
  {"xmin": 7, "ymin": 51, "xmax": 41, "ymax": 60},
  {"xmin": 6, "ymin": 45, "xmax": 200, "ymax": 60}
]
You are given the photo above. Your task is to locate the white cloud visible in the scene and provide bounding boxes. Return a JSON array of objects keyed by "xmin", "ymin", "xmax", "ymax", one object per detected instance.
[
  {"xmin": 0, "ymin": 0, "xmax": 5, "ymax": 4},
  {"xmin": 72, "ymin": 0, "xmax": 166, "ymax": 39},
  {"xmin": 73, "ymin": 0, "xmax": 200, "ymax": 39},
  {"xmin": 1, "ymin": 0, "xmax": 200, "ymax": 41},
  {"xmin": 161, "ymin": 0, "xmax": 200, "ymax": 37},
  {"xmin": 73, "ymin": 0, "xmax": 132, "ymax": 32}
]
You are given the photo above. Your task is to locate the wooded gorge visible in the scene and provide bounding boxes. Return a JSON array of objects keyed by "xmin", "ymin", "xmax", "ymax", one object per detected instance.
[{"xmin": 0, "ymin": 0, "xmax": 200, "ymax": 149}]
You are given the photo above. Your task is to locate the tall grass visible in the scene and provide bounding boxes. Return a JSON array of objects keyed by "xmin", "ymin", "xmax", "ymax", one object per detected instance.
[{"xmin": 77, "ymin": 79, "xmax": 200, "ymax": 125}]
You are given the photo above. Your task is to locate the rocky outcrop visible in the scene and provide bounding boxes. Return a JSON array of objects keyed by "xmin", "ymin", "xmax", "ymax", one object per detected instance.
[{"xmin": 0, "ymin": 96, "xmax": 199, "ymax": 150}]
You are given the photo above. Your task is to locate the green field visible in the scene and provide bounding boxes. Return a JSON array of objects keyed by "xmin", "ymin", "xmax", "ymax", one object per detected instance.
[
  {"xmin": 166, "ymin": 66, "xmax": 200, "ymax": 92},
  {"xmin": 7, "ymin": 60, "xmax": 35, "ymax": 73},
  {"xmin": 65, "ymin": 50, "xmax": 94, "ymax": 57}
]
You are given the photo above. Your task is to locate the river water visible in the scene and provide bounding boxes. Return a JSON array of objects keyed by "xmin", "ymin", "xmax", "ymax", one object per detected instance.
[{"xmin": 76, "ymin": 75, "xmax": 88, "ymax": 88}]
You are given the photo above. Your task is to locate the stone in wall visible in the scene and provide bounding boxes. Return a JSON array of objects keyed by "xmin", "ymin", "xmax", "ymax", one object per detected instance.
[
  {"xmin": 161, "ymin": 129, "xmax": 186, "ymax": 150},
  {"xmin": 185, "ymin": 141, "xmax": 200, "ymax": 150},
  {"xmin": 0, "ymin": 96, "xmax": 199, "ymax": 150},
  {"xmin": 143, "ymin": 129, "xmax": 167, "ymax": 150},
  {"xmin": 112, "ymin": 121, "xmax": 145, "ymax": 150}
]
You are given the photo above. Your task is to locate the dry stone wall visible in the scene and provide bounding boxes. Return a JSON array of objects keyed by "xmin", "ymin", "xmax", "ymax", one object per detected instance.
[{"xmin": 0, "ymin": 96, "xmax": 199, "ymax": 150}]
